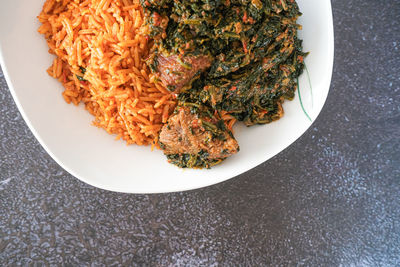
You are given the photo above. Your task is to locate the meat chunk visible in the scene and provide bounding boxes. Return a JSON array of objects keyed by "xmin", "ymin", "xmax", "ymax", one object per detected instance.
[
  {"xmin": 156, "ymin": 54, "xmax": 212, "ymax": 93},
  {"xmin": 159, "ymin": 106, "xmax": 239, "ymax": 168}
]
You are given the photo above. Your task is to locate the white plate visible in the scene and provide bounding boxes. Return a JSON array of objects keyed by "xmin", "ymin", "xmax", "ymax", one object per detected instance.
[{"xmin": 0, "ymin": 0, "xmax": 334, "ymax": 193}]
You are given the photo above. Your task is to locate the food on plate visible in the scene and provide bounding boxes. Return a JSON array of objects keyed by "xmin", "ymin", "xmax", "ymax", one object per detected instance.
[
  {"xmin": 38, "ymin": 0, "xmax": 306, "ymax": 169},
  {"xmin": 155, "ymin": 54, "xmax": 213, "ymax": 93},
  {"xmin": 142, "ymin": 0, "xmax": 306, "ymax": 167},
  {"xmin": 159, "ymin": 105, "xmax": 239, "ymax": 168},
  {"xmin": 38, "ymin": 0, "xmax": 176, "ymax": 147}
]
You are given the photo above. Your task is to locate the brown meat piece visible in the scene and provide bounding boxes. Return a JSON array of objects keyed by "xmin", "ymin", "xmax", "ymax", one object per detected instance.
[
  {"xmin": 159, "ymin": 106, "xmax": 239, "ymax": 160},
  {"xmin": 156, "ymin": 54, "xmax": 211, "ymax": 93}
]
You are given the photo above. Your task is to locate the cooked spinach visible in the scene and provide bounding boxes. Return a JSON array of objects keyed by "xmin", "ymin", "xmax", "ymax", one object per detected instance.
[
  {"xmin": 142, "ymin": 0, "xmax": 307, "ymax": 168},
  {"xmin": 76, "ymin": 66, "xmax": 87, "ymax": 81},
  {"xmin": 166, "ymin": 151, "xmax": 222, "ymax": 169}
]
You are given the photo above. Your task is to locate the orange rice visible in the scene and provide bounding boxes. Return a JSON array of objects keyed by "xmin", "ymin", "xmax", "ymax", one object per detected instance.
[{"xmin": 37, "ymin": 0, "xmax": 176, "ymax": 147}]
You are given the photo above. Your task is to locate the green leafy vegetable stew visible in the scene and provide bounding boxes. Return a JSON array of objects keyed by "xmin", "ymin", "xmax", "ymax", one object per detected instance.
[{"xmin": 141, "ymin": 0, "xmax": 307, "ymax": 168}]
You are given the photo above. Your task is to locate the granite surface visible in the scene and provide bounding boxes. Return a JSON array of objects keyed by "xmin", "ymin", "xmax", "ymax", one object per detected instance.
[{"xmin": 1, "ymin": 0, "xmax": 399, "ymax": 266}]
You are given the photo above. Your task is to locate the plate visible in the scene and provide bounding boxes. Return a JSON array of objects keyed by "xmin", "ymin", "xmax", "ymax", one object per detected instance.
[{"xmin": 0, "ymin": 0, "xmax": 334, "ymax": 193}]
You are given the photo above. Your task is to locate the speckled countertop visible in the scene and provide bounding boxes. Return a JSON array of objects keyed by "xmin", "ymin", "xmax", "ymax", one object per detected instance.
[{"xmin": 1, "ymin": 0, "xmax": 399, "ymax": 266}]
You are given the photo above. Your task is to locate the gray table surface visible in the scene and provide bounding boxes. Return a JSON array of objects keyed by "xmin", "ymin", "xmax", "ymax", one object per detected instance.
[{"xmin": 1, "ymin": 0, "xmax": 399, "ymax": 266}]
